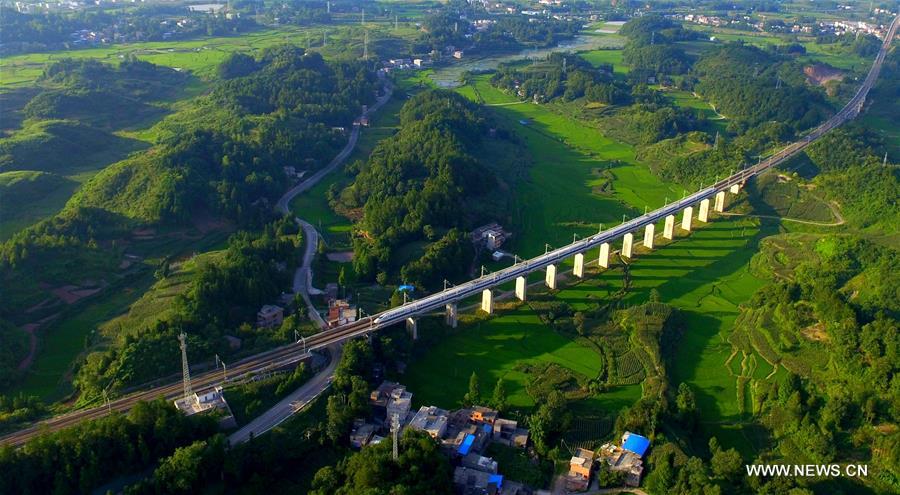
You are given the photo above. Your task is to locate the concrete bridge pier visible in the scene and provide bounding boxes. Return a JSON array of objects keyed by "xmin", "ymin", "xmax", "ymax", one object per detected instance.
[
  {"xmin": 663, "ymin": 215, "xmax": 675, "ymax": 240},
  {"xmin": 730, "ymin": 183, "xmax": 741, "ymax": 195},
  {"xmin": 698, "ymin": 198, "xmax": 711, "ymax": 223},
  {"xmin": 599, "ymin": 242, "xmax": 610, "ymax": 268},
  {"xmin": 573, "ymin": 253, "xmax": 585, "ymax": 278},
  {"xmin": 406, "ymin": 317, "xmax": 418, "ymax": 340},
  {"xmin": 622, "ymin": 233, "xmax": 634, "ymax": 259},
  {"xmin": 545, "ymin": 264, "xmax": 557, "ymax": 289},
  {"xmin": 714, "ymin": 191, "xmax": 726, "ymax": 212},
  {"xmin": 481, "ymin": 289, "xmax": 493, "ymax": 315},
  {"xmin": 515, "ymin": 276, "xmax": 527, "ymax": 301},
  {"xmin": 445, "ymin": 303, "xmax": 458, "ymax": 328},
  {"xmin": 681, "ymin": 206, "xmax": 693, "ymax": 232},
  {"xmin": 643, "ymin": 224, "xmax": 655, "ymax": 249}
]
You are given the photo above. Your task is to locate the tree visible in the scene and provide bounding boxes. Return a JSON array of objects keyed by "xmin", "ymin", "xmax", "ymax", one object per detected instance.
[
  {"xmin": 709, "ymin": 437, "xmax": 742, "ymax": 482},
  {"xmin": 309, "ymin": 430, "xmax": 453, "ymax": 495},
  {"xmin": 675, "ymin": 382, "xmax": 698, "ymax": 430},
  {"xmin": 338, "ymin": 266, "xmax": 347, "ymax": 297},
  {"xmin": 491, "ymin": 377, "xmax": 508, "ymax": 413},
  {"xmin": 464, "ymin": 371, "xmax": 481, "ymax": 407}
]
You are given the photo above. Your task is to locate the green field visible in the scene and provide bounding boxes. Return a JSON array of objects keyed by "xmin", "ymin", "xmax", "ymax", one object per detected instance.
[
  {"xmin": 405, "ymin": 306, "xmax": 603, "ymax": 410},
  {"xmin": 0, "ymin": 171, "xmax": 78, "ymax": 241},
  {"xmin": 0, "ymin": 23, "xmax": 415, "ymax": 90},
  {"xmin": 578, "ymin": 49, "xmax": 628, "ymax": 74},
  {"xmin": 17, "ymin": 272, "xmax": 157, "ymax": 400},
  {"xmin": 400, "ymin": 74, "xmax": 781, "ymax": 453},
  {"xmin": 459, "ymin": 75, "xmax": 681, "ymax": 257}
]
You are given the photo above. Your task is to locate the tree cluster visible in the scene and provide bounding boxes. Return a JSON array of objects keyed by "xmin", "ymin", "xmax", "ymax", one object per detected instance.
[
  {"xmin": 310, "ymin": 429, "xmax": 454, "ymax": 495},
  {"xmin": 74, "ymin": 219, "xmax": 299, "ymax": 398},
  {"xmin": 340, "ymin": 89, "xmax": 496, "ymax": 287},
  {"xmin": 491, "ymin": 53, "xmax": 628, "ymax": 104},
  {"xmin": 0, "ymin": 400, "xmax": 217, "ymax": 494}
]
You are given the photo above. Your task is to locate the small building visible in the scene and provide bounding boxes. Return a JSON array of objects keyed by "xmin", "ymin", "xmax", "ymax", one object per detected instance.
[
  {"xmin": 453, "ymin": 467, "xmax": 503, "ymax": 495},
  {"xmin": 327, "ymin": 299, "xmax": 358, "ymax": 327},
  {"xmin": 257, "ymin": 305, "xmax": 284, "ymax": 328},
  {"xmin": 471, "ymin": 223, "xmax": 511, "ymax": 250},
  {"xmin": 492, "ymin": 418, "xmax": 529, "ymax": 448},
  {"xmin": 566, "ymin": 447, "xmax": 596, "ymax": 492},
  {"xmin": 491, "ymin": 251, "xmax": 504, "ymax": 262},
  {"xmin": 408, "ymin": 405, "xmax": 449, "ymax": 439},
  {"xmin": 350, "ymin": 420, "xmax": 377, "ymax": 449},
  {"xmin": 453, "ymin": 50, "xmax": 464, "ymax": 59},
  {"xmin": 469, "ymin": 406, "xmax": 498, "ymax": 425},
  {"xmin": 370, "ymin": 381, "xmax": 413, "ymax": 427},
  {"xmin": 461, "ymin": 452, "xmax": 498, "ymax": 473},
  {"xmin": 598, "ymin": 431, "xmax": 651, "ymax": 487},
  {"xmin": 174, "ymin": 387, "xmax": 237, "ymax": 429}
]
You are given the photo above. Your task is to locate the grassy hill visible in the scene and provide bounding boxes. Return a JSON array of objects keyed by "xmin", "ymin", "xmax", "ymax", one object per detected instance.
[
  {"xmin": 0, "ymin": 170, "xmax": 77, "ymax": 240},
  {"xmin": 0, "ymin": 119, "xmax": 145, "ymax": 176},
  {"xmin": 98, "ymin": 250, "xmax": 226, "ymax": 341}
]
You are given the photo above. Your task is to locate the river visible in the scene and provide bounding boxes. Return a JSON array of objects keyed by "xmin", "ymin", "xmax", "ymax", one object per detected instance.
[{"xmin": 428, "ymin": 31, "xmax": 625, "ymax": 88}]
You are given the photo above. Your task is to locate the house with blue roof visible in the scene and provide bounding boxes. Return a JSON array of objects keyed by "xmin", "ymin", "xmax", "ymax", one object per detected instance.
[{"xmin": 598, "ymin": 431, "xmax": 652, "ymax": 488}]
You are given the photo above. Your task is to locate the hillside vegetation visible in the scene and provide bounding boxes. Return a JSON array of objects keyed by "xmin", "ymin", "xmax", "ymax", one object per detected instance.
[{"xmin": 339, "ymin": 89, "xmax": 514, "ymax": 289}]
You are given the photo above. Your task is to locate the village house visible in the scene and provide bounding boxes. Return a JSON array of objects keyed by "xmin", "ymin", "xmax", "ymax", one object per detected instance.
[
  {"xmin": 256, "ymin": 304, "xmax": 284, "ymax": 328},
  {"xmin": 599, "ymin": 431, "xmax": 651, "ymax": 487},
  {"xmin": 565, "ymin": 447, "xmax": 595, "ymax": 491}
]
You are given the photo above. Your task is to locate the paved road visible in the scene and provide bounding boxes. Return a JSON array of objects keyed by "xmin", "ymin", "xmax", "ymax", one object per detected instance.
[
  {"xmin": 227, "ymin": 344, "xmax": 340, "ymax": 445},
  {"xmin": 229, "ymin": 75, "xmax": 395, "ymax": 441},
  {"xmin": 2, "ymin": 15, "xmax": 895, "ymax": 448},
  {"xmin": 276, "ymin": 73, "xmax": 394, "ymax": 328}
]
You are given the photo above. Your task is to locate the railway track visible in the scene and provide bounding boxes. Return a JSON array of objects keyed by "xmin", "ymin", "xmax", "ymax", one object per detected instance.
[{"xmin": 2, "ymin": 12, "xmax": 896, "ymax": 449}]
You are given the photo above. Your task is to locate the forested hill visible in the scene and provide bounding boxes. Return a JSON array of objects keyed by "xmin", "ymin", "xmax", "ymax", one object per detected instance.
[
  {"xmin": 0, "ymin": 47, "xmax": 376, "ymax": 336},
  {"xmin": 339, "ymin": 90, "xmax": 500, "ymax": 289},
  {"xmin": 692, "ymin": 44, "xmax": 832, "ymax": 132},
  {"xmin": 65, "ymin": 46, "xmax": 376, "ymax": 226}
]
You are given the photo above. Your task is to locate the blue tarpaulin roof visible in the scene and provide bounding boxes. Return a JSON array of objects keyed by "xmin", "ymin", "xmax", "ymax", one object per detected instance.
[
  {"xmin": 488, "ymin": 474, "xmax": 504, "ymax": 488},
  {"xmin": 623, "ymin": 432, "xmax": 650, "ymax": 457},
  {"xmin": 483, "ymin": 424, "xmax": 492, "ymax": 433},
  {"xmin": 458, "ymin": 434, "xmax": 475, "ymax": 455}
]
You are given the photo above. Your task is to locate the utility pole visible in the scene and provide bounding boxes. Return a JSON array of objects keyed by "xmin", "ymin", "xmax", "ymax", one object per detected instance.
[
  {"xmin": 179, "ymin": 333, "xmax": 194, "ymax": 404},
  {"xmin": 361, "ymin": 9, "xmax": 365, "ymax": 25},
  {"xmin": 215, "ymin": 354, "xmax": 227, "ymax": 382},
  {"xmin": 323, "ymin": 30, "xmax": 327, "ymax": 47},
  {"xmin": 363, "ymin": 30, "xmax": 369, "ymax": 61},
  {"xmin": 395, "ymin": 14, "xmax": 399, "ymax": 30},
  {"xmin": 326, "ymin": 1, "xmax": 330, "ymax": 14}
]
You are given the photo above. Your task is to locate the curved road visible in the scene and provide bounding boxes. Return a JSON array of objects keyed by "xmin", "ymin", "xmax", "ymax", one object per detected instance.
[
  {"xmin": 2, "ymin": 15, "xmax": 896, "ymax": 448},
  {"xmin": 277, "ymin": 72, "xmax": 393, "ymax": 327}
]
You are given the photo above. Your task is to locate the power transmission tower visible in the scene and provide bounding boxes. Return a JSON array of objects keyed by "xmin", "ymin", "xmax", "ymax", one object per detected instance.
[
  {"xmin": 179, "ymin": 333, "xmax": 194, "ymax": 403},
  {"xmin": 323, "ymin": 29, "xmax": 327, "ymax": 47},
  {"xmin": 326, "ymin": 1, "xmax": 330, "ymax": 14},
  {"xmin": 395, "ymin": 14, "xmax": 398, "ymax": 30},
  {"xmin": 391, "ymin": 413, "xmax": 400, "ymax": 461},
  {"xmin": 361, "ymin": 9, "xmax": 365, "ymax": 25},
  {"xmin": 363, "ymin": 30, "xmax": 369, "ymax": 61}
]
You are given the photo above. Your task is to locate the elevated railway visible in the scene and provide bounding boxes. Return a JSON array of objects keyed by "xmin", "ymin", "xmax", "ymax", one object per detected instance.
[{"xmin": 2, "ymin": 12, "xmax": 897, "ymax": 449}]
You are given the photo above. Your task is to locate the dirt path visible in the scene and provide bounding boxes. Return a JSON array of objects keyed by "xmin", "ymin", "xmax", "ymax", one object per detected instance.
[{"xmin": 718, "ymin": 201, "xmax": 845, "ymax": 227}]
